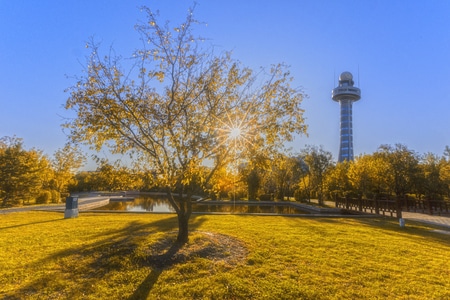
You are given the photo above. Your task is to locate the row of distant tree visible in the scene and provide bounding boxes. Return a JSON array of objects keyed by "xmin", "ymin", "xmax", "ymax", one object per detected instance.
[
  {"xmin": 310, "ymin": 144, "xmax": 450, "ymax": 203},
  {"xmin": 2, "ymin": 134, "xmax": 449, "ymax": 207},
  {"xmin": 0, "ymin": 136, "xmax": 86, "ymax": 207},
  {"xmin": 234, "ymin": 144, "xmax": 450, "ymax": 204},
  {"xmin": 68, "ymin": 143, "xmax": 450, "ymax": 203}
]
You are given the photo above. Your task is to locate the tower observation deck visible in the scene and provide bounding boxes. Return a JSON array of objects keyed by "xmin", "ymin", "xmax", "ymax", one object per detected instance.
[{"xmin": 332, "ymin": 71, "xmax": 361, "ymax": 162}]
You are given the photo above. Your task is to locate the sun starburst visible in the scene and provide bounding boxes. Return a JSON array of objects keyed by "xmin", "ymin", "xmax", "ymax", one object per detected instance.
[
  {"xmin": 214, "ymin": 106, "xmax": 257, "ymax": 154},
  {"xmin": 229, "ymin": 127, "xmax": 242, "ymax": 140}
]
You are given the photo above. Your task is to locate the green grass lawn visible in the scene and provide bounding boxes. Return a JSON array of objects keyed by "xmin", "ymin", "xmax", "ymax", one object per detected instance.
[{"xmin": 0, "ymin": 211, "xmax": 449, "ymax": 299}]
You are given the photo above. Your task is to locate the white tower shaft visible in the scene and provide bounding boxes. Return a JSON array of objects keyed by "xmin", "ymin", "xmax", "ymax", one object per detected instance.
[
  {"xmin": 339, "ymin": 100, "xmax": 354, "ymax": 161},
  {"xmin": 331, "ymin": 71, "xmax": 361, "ymax": 162}
]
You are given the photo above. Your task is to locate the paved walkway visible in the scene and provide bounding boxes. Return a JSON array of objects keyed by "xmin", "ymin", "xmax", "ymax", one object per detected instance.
[
  {"xmin": 313, "ymin": 200, "xmax": 450, "ymax": 230},
  {"xmin": 0, "ymin": 196, "xmax": 108, "ymax": 214},
  {"xmin": 0, "ymin": 204, "xmax": 64, "ymax": 214},
  {"xmin": 402, "ymin": 211, "xmax": 450, "ymax": 229}
]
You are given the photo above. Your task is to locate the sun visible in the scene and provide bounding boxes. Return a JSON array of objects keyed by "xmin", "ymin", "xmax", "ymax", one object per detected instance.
[
  {"xmin": 210, "ymin": 103, "xmax": 261, "ymax": 158},
  {"xmin": 217, "ymin": 121, "xmax": 247, "ymax": 147},
  {"xmin": 229, "ymin": 127, "xmax": 242, "ymax": 140},
  {"xmin": 215, "ymin": 116, "xmax": 255, "ymax": 152}
]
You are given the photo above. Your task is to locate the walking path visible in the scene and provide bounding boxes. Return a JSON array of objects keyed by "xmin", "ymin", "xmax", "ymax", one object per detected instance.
[
  {"xmin": 316, "ymin": 199, "xmax": 450, "ymax": 230},
  {"xmin": 0, "ymin": 196, "xmax": 108, "ymax": 214},
  {"xmin": 0, "ymin": 204, "xmax": 64, "ymax": 214},
  {"xmin": 402, "ymin": 211, "xmax": 450, "ymax": 229}
]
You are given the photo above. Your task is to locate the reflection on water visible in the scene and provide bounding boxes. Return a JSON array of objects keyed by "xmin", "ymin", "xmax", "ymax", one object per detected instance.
[
  {"xmin": 100, "ymin": 196, "xmax": 175, "ymax": 213},
  {"xmin": 96, "ymin": 196, "xmax": 309, "ymax": 214},
  {"xmin": 194, "ymin": 203, "xmax": 307, "ymax": 214}
]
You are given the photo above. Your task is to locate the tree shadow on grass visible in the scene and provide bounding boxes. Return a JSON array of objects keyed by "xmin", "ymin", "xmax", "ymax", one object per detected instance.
[
  {"xmin": 128, "ymin": 268, "xmax": 163, "ymax": 300},
  {"xmin": 4, "ymin": 215, "xmax": 207, "ymax": 300},
  {"xmin": 0, "ymin": 217, "xmax": 65, "ymax": 231},
  {"xmin": 128, "ymin": 226, "xmax": 249, "ymax": 300},
  {"xmin": 127, "ymin": 241, "xmax": 183, "ymax": 300}
]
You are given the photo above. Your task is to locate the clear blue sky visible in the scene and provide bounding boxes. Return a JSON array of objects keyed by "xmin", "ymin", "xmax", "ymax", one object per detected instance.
[{"xmin": 1, "ymin": 0, "xmax": 450, "ymax": 165}]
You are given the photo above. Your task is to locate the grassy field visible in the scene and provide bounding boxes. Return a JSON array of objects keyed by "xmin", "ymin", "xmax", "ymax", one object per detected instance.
[{"xmin": 0, "ymin": 211, "xmax": 449, "ymax": 299}]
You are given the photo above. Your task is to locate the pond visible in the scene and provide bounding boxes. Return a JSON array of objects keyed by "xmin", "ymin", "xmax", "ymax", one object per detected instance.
[{"xmin": 95, "ymin": 195, "xmax": 311, "ymax": 215}]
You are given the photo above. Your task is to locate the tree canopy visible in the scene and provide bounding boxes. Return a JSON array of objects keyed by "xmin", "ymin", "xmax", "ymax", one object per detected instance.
[
  {"xmin": 64, "ymin": 5, "xmax": 307, "ymax": 244},
  {"xmin": 0, "ymin": 137, "xmax": 46, "ymax": 206}
]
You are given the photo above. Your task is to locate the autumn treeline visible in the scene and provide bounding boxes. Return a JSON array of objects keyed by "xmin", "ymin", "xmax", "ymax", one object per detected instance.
[
  {"xmin": 1, "ymin": 136, "xmax": 449, "ymax": 207},
  {"xmin": 232, "ymin": 144, "xmax": 450, "ymax": 204},
  {"xmin": 0, "ymin": 137, "xmax": 85, "ymax": 206}
]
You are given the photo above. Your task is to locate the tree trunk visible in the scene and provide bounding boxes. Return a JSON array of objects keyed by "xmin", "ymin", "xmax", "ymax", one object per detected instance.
[
  {"xmin": 318, "ymin": 192, "xmax": 323, "ymax": 206},
  {"xmin": 395, "ymin": 194, "xmax": 403, "ymax": 219},
  {"xmin": 176, "ymin": 212, "xmax": 189, "ymax": 245},
  {"xmin": 396, "ymin": 196, "xmax": 403, "ymax": 219},
  {"xmin": 166, "ymin": 189, "xmax": 192, "ymax": 246}
]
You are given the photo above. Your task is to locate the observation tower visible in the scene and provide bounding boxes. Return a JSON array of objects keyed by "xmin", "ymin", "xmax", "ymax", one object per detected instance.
[{"xmin": 332, "ymin": 71, "xmax": 361, "ymax": 162}]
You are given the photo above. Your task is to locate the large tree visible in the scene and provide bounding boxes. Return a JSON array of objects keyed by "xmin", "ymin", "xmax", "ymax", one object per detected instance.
[
  {"xmin": 439, "ymin": 146, "xmax": 450, "ymax": 198},
  {"xmin": 94, "ymin": 160, "xmax": 142, "ymax": 192},
  {"xmin": 64, "ymin": 6, "xmax": 306, "ymax": 245},
  {"xmin": 50, "ymin": 144, "xmax": 85, "ymax": 198},
  {"xmin": 0, "ymin": 136, "xmax": 46, "ymax": 206},
  {"xmin": 299, "ymin": 146, "xmax": 334, "ymax": 204},
  {"xmin": 417, "ymin": 152, "xmax": 446, "ymax": 200},
  {"xmin": 374, "ymin": 144, "xmax": 420, "ymax": 199},
  {"xmin": 348, "ymin": 154, "xmax": 391, "ymax": 199},
  {"xmin": 324, "ymin": 160, "xmax": 352, "ymax": 200},
  {"xmin": 268, "ymin": 154, "xmax": 304, "ymax": 200}
]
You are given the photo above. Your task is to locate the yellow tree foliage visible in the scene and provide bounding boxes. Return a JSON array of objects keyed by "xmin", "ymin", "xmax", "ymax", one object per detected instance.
[
  {"xmin": 64, "ymin": 5, "xmax": 307, "ymax": 245},
  {"xmin": 51, "ymin": 144, "xmax": 85, "ymax": 196},
  {"xmin": 0, "ymin": 137, "xmax": 47, "ymax": 206}
]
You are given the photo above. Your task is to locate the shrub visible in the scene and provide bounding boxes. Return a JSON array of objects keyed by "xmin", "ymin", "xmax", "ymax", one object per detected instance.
[
  {"xmin": 259, "ymin": 194, "xmax": 273, "ymax": 201},
  {"xmin": 50, "ymin": 190, "xmax": 61, "ymax": 203},
  {"xmin": 61, "ymin": 192, "xmax": 70, "ymax": 199},
  {"xmin": 36, "ymin": 190, "xmax": 52, "ymax": 204}
]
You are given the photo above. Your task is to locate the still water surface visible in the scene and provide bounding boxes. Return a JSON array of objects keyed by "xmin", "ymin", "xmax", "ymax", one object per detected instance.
[{"xmin": 96, "ymin": 196, "xmax": 310, "ymax": 214}]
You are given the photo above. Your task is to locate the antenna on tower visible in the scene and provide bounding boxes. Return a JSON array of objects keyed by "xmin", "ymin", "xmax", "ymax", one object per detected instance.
[
  {"xmin": 357, "ymin": 64, "xmax": 360, "ymax": 87},
  {"xmin": 333, "ymin": 69, "xmax": 336, "ymax": 87}
]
